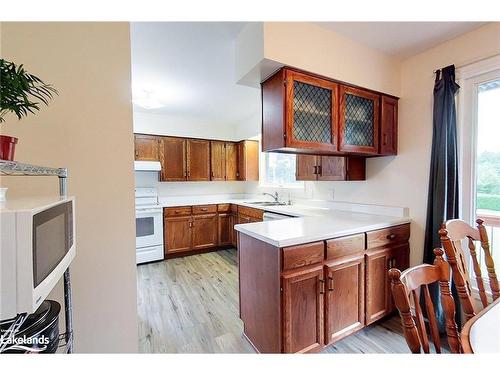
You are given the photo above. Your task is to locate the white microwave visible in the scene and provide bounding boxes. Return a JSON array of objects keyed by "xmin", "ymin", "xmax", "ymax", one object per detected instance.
[{"xmin": 0, "ymin": 196, "xmax": 76, "ymax": 320}]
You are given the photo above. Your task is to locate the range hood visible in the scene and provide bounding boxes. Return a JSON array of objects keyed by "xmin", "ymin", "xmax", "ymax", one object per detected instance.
[{"xmin": 134, "ymin": 161, "xmax": 161, "ymax": 171}]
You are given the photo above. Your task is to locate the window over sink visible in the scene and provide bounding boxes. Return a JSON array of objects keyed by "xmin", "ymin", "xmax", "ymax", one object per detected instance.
[{"xmin": 260, "ymin": 152, "xmax": 304, "ymax": 189}]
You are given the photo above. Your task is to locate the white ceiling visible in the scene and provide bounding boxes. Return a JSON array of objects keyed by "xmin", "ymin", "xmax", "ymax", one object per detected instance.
[
  {"xmin": 130, "ymin": 22, "xmax": 260, "ymax": 124},
  {"xmin": 316, "ymin": 22, "xmax": 487, "ymax": 59}
]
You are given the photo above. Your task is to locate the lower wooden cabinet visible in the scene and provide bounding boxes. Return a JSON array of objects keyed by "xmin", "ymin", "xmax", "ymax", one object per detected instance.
[
  {"xmin": 192, "ymin": 214, "xmax": 218, "ymax": 249},
  {"xmin": 239, "ymin": 223, "xmax": 411, "ymax": 353},
  {"xmin": 164, "ymin": 216, "xmax": 192, "ymax": 253},
  {"xmin": 218, "ymin": 213, "xmax": 232, "ymax": 246},
  {"xmin": 282, "ymin": 265, "xmax": 324, "ymax": 353},
  {"xmin": 325, "ymin": 256, "xmax": 365, "ymax": 344},
  {"xmin": 365, "ymin": 243, "xmax": 410, "ymax": 325}
]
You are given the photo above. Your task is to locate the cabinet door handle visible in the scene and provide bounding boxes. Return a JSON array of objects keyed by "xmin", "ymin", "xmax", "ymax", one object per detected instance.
[
  {"xmin": 188, "ymin": 221, "xmax": 192, "ymax": 228},
  {"xmin": 313, "ymin": 166, "xmax": 318, "ymax": 175},
  {"xmin": 387, "ymin": 258, "xmax": 392, "ymax": 270},
  {"xmin": 319, "ymin": 279, "xmax": 325, "ymax": 294},
  {"xmin": 135, "ymin": 150, "xmax": 139, "ymax": 158},
  {"xmin": 387, "ymin": 233, "xmax": 397, "ymax": 240},
  {"xmin": 317, "ymin": 165, "xmax": 322, "ymax": 176},
  {"xmin": 211, "ymin": 171, "xmax": 214, "ymax": 177},
  {"xmin": 187, "ymin": 170, "xmax": 191, "ymax": 178},
  {"xmin": 328, "ymin": 276, "xmax": 334, "ymax": 292},
  {"xmin": 383, "ymin": 134, "xmax": 388, "ymax": 146}
]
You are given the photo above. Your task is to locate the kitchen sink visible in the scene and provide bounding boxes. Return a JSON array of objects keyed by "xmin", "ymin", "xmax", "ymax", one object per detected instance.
[{"xmin": 244, "ymin": 201, "xmax": 288, "ymax": 206}]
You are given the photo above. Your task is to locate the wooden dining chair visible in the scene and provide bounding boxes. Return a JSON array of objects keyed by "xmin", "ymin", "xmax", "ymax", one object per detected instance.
[
  {"xmin": 440, "ymin": 219, "xmax": 499, "ymax": 321},
  {"xmin": 388, "ymin": 248, "xmax": 461, "ymax": 353}
]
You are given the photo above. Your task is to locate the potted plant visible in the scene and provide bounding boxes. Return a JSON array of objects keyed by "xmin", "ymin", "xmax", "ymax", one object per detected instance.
[{"xmin": 0, "ymin": 59, "xmax": 58, "ymax": 161}]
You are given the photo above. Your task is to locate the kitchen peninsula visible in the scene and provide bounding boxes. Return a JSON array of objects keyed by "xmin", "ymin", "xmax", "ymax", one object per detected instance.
[{"xmin": 235, "ymin": 207, "xmax": 410, "ymax": 353}]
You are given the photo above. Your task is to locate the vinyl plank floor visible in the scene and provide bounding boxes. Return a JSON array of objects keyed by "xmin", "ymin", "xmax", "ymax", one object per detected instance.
[{"xmin": 137, "ymin": 248, "xmax": 412, "ymax": 354}]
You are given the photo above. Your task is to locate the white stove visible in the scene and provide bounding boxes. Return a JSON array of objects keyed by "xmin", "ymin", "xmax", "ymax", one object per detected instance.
[{"xmin": 135, "ymin": 187, "xmax": 164, "ymax": 264}]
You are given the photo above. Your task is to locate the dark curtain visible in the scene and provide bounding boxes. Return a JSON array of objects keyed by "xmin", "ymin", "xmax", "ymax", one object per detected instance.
[{"xmin": 423, "ymin": 64, "xmax": 461, "ymax": 329}]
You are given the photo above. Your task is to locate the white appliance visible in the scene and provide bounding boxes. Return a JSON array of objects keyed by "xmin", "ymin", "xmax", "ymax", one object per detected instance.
[
  {"xmin": 0, "ymin": 196, "xmax": 76, "ymax": 320},
  {"xmin": 263, "ymin": 211, "xmax": 294, "ymax": 221},
  {"xmin": 135, "ymin": 187, "xmax": 164, "ymax": 264},
  {"xmin": 134, "ymin": 161, "xmax": 161, "ymax": 171}
]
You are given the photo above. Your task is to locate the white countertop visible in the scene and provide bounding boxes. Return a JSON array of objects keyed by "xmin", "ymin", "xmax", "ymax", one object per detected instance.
[
  {"xmin": 235, "ymin": 212, "xmax": 410, "ymax": 247},
  {"xmin": 157, "ymin": 194, "xmax": 410, "ymax": 247}
]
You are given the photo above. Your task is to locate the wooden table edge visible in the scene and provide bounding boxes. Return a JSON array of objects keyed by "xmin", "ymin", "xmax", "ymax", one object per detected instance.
[{"xmin": 461, "ymin": 298, "xmax": 500, "ymax": 353}]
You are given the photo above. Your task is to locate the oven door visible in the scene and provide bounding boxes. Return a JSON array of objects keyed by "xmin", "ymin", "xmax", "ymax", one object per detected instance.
[{"xmin": 135, "ymin": 208, "xmax": 163, "ymax": 249}]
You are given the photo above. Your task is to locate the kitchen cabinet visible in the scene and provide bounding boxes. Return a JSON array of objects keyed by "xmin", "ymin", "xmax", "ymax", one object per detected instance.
[
  {"xmin": 210, "ymin": 141, "xmax": 238, "ymax": 181},
  {"xmin": 218, "ymin": 212, "xmax": 232, "ymax": 246},
  {"xmin": 136, "ymin": 134, "xmax": 258, "ymax": 183},
  {"xmin": 238, "ymin": 223, "xmax": 410, "ymax": 353},
  {"xmin": 159, "ymin": 137, "xmax": 210, "ymax": 182},
  {"xmin": 159, "ymin": 137, "xmax": 187, "ymax": 181},
  {"xmin": 164, "ymin": 204, "xmax": 242, "ymax": 257},
  {"xmin": 192, "ymin": 214, "xmax": 218, "ymax": 249},
  {"xmin": 237, "ymin": 140, "xmax": 259, "ymax": 181},
  {"xmin": 365, "ymin": 225, "xmax": 410, "ymax": 325},
  {"xmin": 380, "ymin": 95, "xmax": 398, "ymax": 155},
  {"xmin": 282, "ymin": 265, "xmax": 324, "ymax": 353},
  {"xmin": 261, "ymin": 67, "xmax": 398, "ymax": 157},
  {"xmin": 296, "ymin": 155, "xmax": 366, "ymax": 181},
  {"xmin": 325, "ymin": 256, "xmax": 365, "ymax": 344},
  {"xmin": 339, "ymin": 86, "xmax": 380, "ymax": 155},
  {"xmin": 187, "ymin": 139, "xmax": 210, "ymax": 181},
  {"xmin": 262, "ymin": 69, "xmax": 339, "ymax": 153},
  {"xmin": 210, "ymin": 141, "xmax": 226, "ymax": 181},
  {"xmin": 164, "ymin": 216, "xmax": 192, "ymax": 254},
  {"xmin": 134, "ymin": 134, "xmax": 159, "ymax": 161}
]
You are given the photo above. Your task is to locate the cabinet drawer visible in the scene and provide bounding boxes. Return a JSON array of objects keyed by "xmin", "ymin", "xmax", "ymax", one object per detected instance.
[
  {"xmin": 366, "ymin": 224, "xmax": 410, "ymax": 249},
  {"xmin": 192, "ymin": 204, "xmax": 217, "ymax": 215},
  {"xmin": 326, "ymin": 233, "xmax": 365, "ymax": 260},
  {"xmin": 164, "ymin": 206, "xmax": 192, "ymax": 217},
  {"xmin": 217, "ymin": 203, "xmax": 231, "ymax": 212},
  {"xmin": 282, "ymin": 241, "xmax": 325, "ymax": 271},
  {"xmin": 238, "ymin": 206, "xmax": 263, "ymax": 220}
]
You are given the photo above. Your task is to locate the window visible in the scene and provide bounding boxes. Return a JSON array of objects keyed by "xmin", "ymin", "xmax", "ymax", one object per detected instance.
[
  {"xmin": 260, "ymin": 152, "xmax": 303, "ymax": 188},
  {"xmin": 458, "ymin": 55, "xmax": 500, "ymax": 292}
]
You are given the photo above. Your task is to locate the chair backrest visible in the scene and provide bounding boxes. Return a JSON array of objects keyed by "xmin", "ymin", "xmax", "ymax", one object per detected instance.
[
  {"xmin": 388, "ymin": 248, "xmax": 461, "ymax": 354},
  {"xmin": 440, "ymin": 219, "xmax": 499, "ymax": 320}
]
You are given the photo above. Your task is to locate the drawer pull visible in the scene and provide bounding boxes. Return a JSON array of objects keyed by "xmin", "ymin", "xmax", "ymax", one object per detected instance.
[
  {"xmin": 387, "ymin": 233, "xmax": 397, "ymax": 240},
  {"xmin": 201, "ymin": 208, "xmax": 208, "ymax": 211}
]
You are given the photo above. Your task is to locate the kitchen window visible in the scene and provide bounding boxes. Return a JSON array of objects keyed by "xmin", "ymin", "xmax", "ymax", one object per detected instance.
[
  {"xmin": 260, "ymin": 152, "xmax": 304, "ymax": 189},
  {"xmin": 458, "ymin": 55, "xmax": 500, "ymax": 292}
]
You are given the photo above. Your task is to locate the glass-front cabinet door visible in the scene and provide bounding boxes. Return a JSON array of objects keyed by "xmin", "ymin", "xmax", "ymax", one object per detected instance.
[
  {"xmin": 285, "ymin": 70, "xmax": 339, "ymax": 152},
  {"xmin": 339, "ymin": 86, "xmax": 380, "ymax": 154}
]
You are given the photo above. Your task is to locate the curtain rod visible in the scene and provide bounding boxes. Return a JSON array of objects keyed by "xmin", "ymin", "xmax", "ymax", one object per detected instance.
[{"xmin": 432, "ymin": 54, "xmax": 500, "ymax": 74}]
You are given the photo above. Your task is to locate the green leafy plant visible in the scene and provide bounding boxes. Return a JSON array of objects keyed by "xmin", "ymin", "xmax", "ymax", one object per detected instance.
[{"xmin": 0, "ymin": 59, "xmax": 58, "ymax": 123}]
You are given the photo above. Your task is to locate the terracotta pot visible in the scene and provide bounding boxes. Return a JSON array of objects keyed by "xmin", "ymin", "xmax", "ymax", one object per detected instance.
[{"xmin": 0, "ymin": 135, "xmax": 18, "ymax": 161}]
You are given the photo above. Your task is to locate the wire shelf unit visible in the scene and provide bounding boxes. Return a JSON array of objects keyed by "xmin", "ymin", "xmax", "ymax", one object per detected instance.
[{"xmin": 0, "ymin": 159, "xmax": 73, "ymax": 354}]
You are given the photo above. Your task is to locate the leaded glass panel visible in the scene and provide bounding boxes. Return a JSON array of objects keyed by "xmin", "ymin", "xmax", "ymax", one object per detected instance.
[
  {"xmin": 344, "ymin": 94, "xmax": 374, "ymax": 147},
  {"xmin": 292, "ymin": 81, "xmax": 332, "ymax": 143}
]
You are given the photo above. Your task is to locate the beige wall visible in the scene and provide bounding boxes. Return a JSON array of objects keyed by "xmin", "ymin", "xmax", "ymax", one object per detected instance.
[
  {"xmin": 0, "ymin": 22, "xmax": 138, "ymax": 352},
  {"xmin": 263, "ymin": 22, "xmax": 401, "ymax": 96},
  {"xmin": 259, "ymin": 22, "xmax": 500, "ymax": 267}
]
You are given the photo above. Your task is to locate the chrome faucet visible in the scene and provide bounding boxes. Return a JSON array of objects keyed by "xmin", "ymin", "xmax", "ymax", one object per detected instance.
[{"xmin": 263, "ymin": 191, "xmax": 280, "ymax": 203}]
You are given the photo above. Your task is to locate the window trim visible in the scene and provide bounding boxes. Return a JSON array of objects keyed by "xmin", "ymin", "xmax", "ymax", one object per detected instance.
[{"xmin": 258, "ymin": 151, "xmax": 305, "ymax": 190}]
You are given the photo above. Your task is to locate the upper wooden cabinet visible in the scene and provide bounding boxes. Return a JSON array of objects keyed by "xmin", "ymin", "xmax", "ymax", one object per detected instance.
[
  {"xmin": 134, "ymin": 134, "xmax": 159, "ymax": 161},
  {"xmin": 339, "ymin": 86, "xmax": 380, "ymax": 155},
  {"xmin": 296, "ymin": 155, "xmax": 366, "ymax": 181},
  {"xmin": 237, "ymin": 140, "xmax": 259, "ymax": 181},
  {"xmin": 186, "ymin": 139, "xmax": 210, "ymax": 181},
  {"xmin": 380, "ymin": 95, "xmax": 398, "ymax": 155},
  {"xmin": 261, "ymin": 67, "xmax": 398, "ymax": 157},
  {"xmin": 159, "ymin": 137, "xmax": 187, "ymax": 181},
  {"xmin": 136, "ymin": 134, "xmax": 258, "ymax": 183},
  {"xmin": 210, "ymin": 141, "xmax": 238, "ymax": 181}
]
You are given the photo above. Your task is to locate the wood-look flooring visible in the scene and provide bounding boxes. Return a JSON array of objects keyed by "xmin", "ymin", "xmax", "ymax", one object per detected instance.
[{"xmin": 137, "ymin": 249, "xmax": 411, "ymax": 353}]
